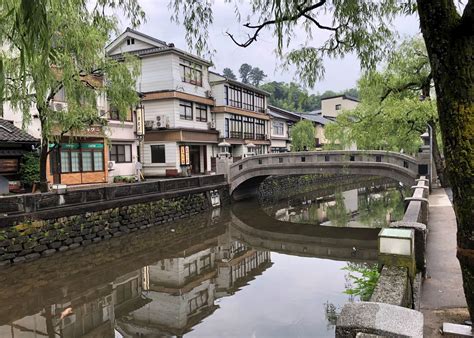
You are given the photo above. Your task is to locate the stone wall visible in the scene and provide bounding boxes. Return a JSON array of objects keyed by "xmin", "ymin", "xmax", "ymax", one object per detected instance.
[{"xmin": 0, "ymin": 184, "xmax": 229, "ymax": 266}]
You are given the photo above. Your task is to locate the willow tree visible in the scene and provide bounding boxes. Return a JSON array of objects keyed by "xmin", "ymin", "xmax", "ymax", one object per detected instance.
[
  {"xmin": 325, "ymin": 38, "xmax": 448, "ymax": 186},
  {"xmin": 0, "ymin": 0, "xmax": 144, "ymax": 191},
  {"xmin": 290, "ymin": 120, "xmax": 316, "ymax": 151},
  {"xmin": 170, "ymin": 0, "xmax": 473, "ymax": 319}
]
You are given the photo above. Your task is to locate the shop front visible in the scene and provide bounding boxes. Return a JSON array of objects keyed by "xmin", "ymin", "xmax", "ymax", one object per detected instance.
[{"xmin": 47, "ymin": 138, "xmax": 108, "ymax": 185}]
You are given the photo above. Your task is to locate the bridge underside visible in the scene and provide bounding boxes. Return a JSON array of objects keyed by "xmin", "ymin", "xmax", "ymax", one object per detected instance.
[{"xmin": 230, "ymin": 165, "xmax": 416, "ymax": 201}]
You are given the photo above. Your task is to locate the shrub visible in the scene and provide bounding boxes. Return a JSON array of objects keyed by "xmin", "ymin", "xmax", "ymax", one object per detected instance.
[
  {"xmin": 343, "ymin": 263, "xmax": 380, "ymax": 301},
  {"xmin": 19, "ymin": 152, "xmax": 40, "ymax": 187}
]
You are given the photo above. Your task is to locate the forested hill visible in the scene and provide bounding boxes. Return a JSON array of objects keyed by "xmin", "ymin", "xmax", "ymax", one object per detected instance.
[{"xmin": 260, "ymin": 81, "xmax": 359, "ymax": 113}]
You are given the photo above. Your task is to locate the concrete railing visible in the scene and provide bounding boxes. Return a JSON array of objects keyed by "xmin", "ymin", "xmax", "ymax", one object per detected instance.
[
  {"xmin": 0, "ymin": 175, "xmax": 226, "ymax": 216},
  {"xmin": 226, "ymin": 150, "xmax": 419, "ymax": 195},
  {"xmin": 336, "ymin": 176, "xmax": 429, "ymax": 337}
]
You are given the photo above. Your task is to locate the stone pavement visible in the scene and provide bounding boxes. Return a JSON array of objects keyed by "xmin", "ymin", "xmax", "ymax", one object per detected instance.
[{"xmin": 421, "ymin": 188, "xmax": 470, "ymax": 336}]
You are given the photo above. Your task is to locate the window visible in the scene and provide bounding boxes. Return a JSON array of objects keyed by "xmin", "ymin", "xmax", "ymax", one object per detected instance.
[
  {"xmin": 179, "ymin": 100, "xmax": 193, "ymax": 120},
  {"xmin": 224, "ymin": 118, "xmax": 229, "ymax": 138},
  {"xmin": 229, "ymin": 114, "xmax": 243, "ymax": 138},
  {"xmin": 335, "ymin": 104, "xmax": 342, "ymax": 110},
  {"xmin": 255, "ymin": 93, "xmax": 265, "ymax": 113},
  {"xmin": 242, "ymin": 89, "xmax": 254, "ymax": 111},
  {"xmin": 126, "ymin": 38, "xmax": 135, "ymax": 45},
  {"xmin": 196, "ymin": 104, "xmax": 207, "ymax": 122},
  {"xmin": 151, "ymin": 145, "xmax": 166, "ymax": 163},
  {"xmin": 110, "ymin": 144, "xmax": 132, "ymax": 163},
  {"xmin": 225, "ymin": 85, "xmax": 266, "ymax": 113},
  {"xmin": 255, "ymin": 145, "xmax": 266, "ymax": 155},
  {"xmin": 273, "ymin": 121, "xmax": 284, "ymax": 136},
  {"xmin": 255, "ymin": 119, "xmax": 266, "ymax": 140},
  {"xmin": 56, "ymin": 143, "xmax": 103, "ymax": 173},
  {"xmin": 243, "ymin": 116, "xmax": 255, "ymax": 139},
  {"xmin": 180, "ymin": 59, "xmax": 203, "ymax": 86}
]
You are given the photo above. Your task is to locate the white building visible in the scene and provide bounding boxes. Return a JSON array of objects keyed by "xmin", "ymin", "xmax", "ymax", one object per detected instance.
[
  {"xmin": 106, "ymin": 28, "xmax": 218, "ymax": 177},
  {"xmin": 209, "ymin": 72, "xmax": 271, "ymax": 161},
  {"xmin": 267, "ymin": 105, "xmax": 300, "ymax": 152}
]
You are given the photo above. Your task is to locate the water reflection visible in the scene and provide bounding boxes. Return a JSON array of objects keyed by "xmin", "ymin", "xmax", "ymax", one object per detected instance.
[
  {"xmin": 0, "ymin": 182, "xmax": 381, "ymax": 337},
  {"xmin": 264, "ymin": 177, "xmax": 407, "ymax": 228}
]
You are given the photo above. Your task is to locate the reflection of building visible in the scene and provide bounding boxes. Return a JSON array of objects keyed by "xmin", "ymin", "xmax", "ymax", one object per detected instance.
[{"xmin": 115, "ymin": 233, "xmax": 272, "ymax": 337}]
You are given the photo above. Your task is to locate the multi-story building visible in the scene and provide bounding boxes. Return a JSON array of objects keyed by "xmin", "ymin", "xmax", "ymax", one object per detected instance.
[
  {"xmin": 209, "ymin": 72, "xmax": 271, "ymax": 162},
  {"xmin": 267, "ymin": 105, "xmax": 300, "ymax": 152},
  {"xmin": 320, "ymin": 94, "xmax": 359, "ymax": 119},
  {"xmin": 106, "ymin": 28, "xmax": 218, "ymax": 177}
]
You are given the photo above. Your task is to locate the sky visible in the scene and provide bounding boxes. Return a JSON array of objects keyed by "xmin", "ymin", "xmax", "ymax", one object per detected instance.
[{"xmin": 114, "ymin": 0, "xmax": 422, "ymax": 94}]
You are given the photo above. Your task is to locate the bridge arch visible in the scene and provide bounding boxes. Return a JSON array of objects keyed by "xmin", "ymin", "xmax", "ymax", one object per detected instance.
[{"xmin": 227, "ymin": 151, "xmax": 419, "ymax": 200}]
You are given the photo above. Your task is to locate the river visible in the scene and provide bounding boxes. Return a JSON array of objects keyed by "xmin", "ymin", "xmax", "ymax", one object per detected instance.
[{"xmin": 0, "ymin": 176, "xmax": 407, "ymax": 337}]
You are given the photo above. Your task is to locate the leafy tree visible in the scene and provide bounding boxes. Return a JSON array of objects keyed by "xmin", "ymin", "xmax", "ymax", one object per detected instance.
[
  {"xmin": 171, "ymin": 0, "xmax": 474, "ymax": 318},
  {"xmin": 325, "ymin": 38, "xmax": 448, "ymax": 185},
  {"xmin": 222, "ymin": 67, "xmax": 237, "ymax": 80},
  {"xmin": 1, "ymin": 1, "xmax": 143, "ymax": 191},
  {"xmin": 249, "ymin": 67, "xmax": 267, "ymax": 86},
  {"xmin": 239, "ymin": 63, "xmax": 252, "ymax": 84},
  {"xmin": 19, "ymin": 152, "xmax": 40, "ymax": 188},
  {"xmin": 290, "ymin": 120, "xmax": 315, "ymax": 151}
]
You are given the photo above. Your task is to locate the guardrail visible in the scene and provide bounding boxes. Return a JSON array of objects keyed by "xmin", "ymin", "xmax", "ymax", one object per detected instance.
[{"xmin": 0, "ymin": 175, "xmax": 226, "ymax": 216}]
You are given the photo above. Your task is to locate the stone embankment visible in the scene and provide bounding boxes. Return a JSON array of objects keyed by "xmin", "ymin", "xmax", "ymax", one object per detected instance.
[
  {"xmin": 336, "ymin": 176, "xmax": 429, "ymax": 337},
  {"xmin": 0, "ymin": 175, "xmax": 229, "ymax": 266}
]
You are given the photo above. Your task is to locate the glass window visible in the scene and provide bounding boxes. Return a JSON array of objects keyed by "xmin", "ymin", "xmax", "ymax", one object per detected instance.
[
  {"xmin": 255, "ymin": 119, "xmax": 266, "ymax": 140},
  {"xmin": 229, "ymin": 114, "xmax": 243, "ymax": 138},
  {"xmin": 110, "ymin": 144, "xmax": 132, "ymax": 163},
  {"xmin": 71, "ymin": 151, "xmax": 80, "ymax": 172},
  {"xmin": 224, "ymin": 118, "xmax": 229, "ymax": 138},
  {"xmin": 94, "ymin": 152, "xmax": 103, "ymax": 171},
  {"xmin": 196, "ymin": 104, "xmax": 207, "ymax": 122},
  {"xmin": 335, "ymin": 104, "xmax": 342, "ymax": 110},
  {"xmin": 179, "ymin": 100, "xmax": 193, "ymax": 120},
  {"xmin": 180, "ymin": 59, "xmax": 203, "ymax": 86},
  {"xmin": 60, "ymin": 151, "xmax": 70, "ymax": 173},
  {"xmin": 151, "ymin": 145, "xmax": 166, "ymax": 163},
  {"xmin": 243, "ymin": 116, "xmax": 255, "ymax": 139},
  {"xmin": 82, "ymin": 152, "xmax": 93, "ymax": 171},
  {"xmin": 273, "ymin": 121, "xmax": 284, "ymax": 135}
]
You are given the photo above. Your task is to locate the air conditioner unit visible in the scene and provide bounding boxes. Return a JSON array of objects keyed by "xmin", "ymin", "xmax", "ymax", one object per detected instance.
[
  {"xmin": 208, "ymin": 121, "xmax": 216, "ymax": 129},
  {"xmin": 108, "ymin": 161, "xmax": 115, "ymax": 170},
  {"xmin": 145, "ymin": 120, "xmax": 154, "ymax": 130},
  {"xmin": 205, "ymin": 90, "xmax": 213, "ymax": 98},
  {"xmin": 156, "ymin": 115, "xmax": 169, "ymax": 129}
]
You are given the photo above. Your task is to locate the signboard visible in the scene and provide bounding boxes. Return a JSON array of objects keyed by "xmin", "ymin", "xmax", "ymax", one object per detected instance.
[
  {"xmin": 0, "ymin": 159, "xmax": 19, "ymax": 173},
  {"xmin": 179, "ymin": 145, "xmax": 190, "ymax": 166},
  {"xmin": 135, "ymin": 105, "xmax": 145, "ymax": 136},
  {"xmin": 81, "ymin": 143, "xmax": 104, "ymax": 149}
]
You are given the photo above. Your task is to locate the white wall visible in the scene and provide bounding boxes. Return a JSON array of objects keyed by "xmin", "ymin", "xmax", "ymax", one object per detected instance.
[
  {"xmin": 143, "ymin": 142, "xmax": 178, "ymax": 176},
  {"xmin": 2, "ymin": 102, "xmax": 42, "ymax": 139},
  {"xmin": 321, "ymin": 97, "xmax": 358, "ymax": 118},
  {"xmin": 138, "ymin": 54, "xmax": 175, "ymax": 92}
]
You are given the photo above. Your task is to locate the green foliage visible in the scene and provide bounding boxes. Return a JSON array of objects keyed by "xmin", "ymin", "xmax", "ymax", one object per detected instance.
[
  {"xmin": 261, "ymin": 81, "xmax": 358, "ymax": 112},
  {"xmin": 113, "ymin": 176, "xmax": 136, "ymax": 183},
  {"xmin": 290, "ymin": 120, "xmax": 315, "ymax": 151},
  {"xmin": 343, "ymin": 263, "xmax": 380, "ymax": 301},
  {"xmin": 325, "ymin": 38, "xmax": 437, "ymax": 154},
  {"xmin": 239, "ymin": 63, "xmax": 253, "ymax": 84},
  {"xmin": 19, "ymin": 152, "xmax": 40, "ymax": 187},
  {"xmin": 222, "ymin": 67, "xmax": 237, "ymax": 80},
  {"xmin": 169, "ymin": 0, "xmax": 414, "ymax": 87},
  {"xmin": 326, "ymin": 192, "xmax": 350, "ymax": 227},
  {"xmin": 248, "ymin": 67, "xmax": 266, "ymax": 86},
  {"xmin": 0, "ymin": 0, "xmax": 144, "ymax": 183}
]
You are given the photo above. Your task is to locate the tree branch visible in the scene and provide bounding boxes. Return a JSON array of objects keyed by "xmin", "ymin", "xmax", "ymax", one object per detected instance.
[{"xmin": 226, "ymin": 1, "xmax": 328, "ymax": 48}]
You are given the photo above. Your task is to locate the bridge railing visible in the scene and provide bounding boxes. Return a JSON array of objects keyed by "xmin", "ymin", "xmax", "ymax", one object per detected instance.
[{"xmin": 229, "ymin": 150, "xmax": 418, "ymax": 178}]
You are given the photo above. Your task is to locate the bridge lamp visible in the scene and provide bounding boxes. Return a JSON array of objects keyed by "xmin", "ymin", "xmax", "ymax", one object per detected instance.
[
  {"xmin": 378, "ymin": 228, "xmax": 416, "ymax": 278},
  {"xmin": 218, "ymin": 140, "xmax": 231, "ymax": 159}
]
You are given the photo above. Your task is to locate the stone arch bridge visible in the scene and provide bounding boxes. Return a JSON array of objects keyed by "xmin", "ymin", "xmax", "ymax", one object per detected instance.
[{"xmin": 217, "ymin": 150, "xmax": 420, "ymax": 200}]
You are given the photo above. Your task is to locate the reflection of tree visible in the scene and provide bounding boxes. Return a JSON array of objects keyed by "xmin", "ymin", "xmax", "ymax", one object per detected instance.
[
  {"xmin": 324, "ymin": 301, "xmax": 339, "ymax": 330},
  {"xmin": 357, "ymin": 188, "xmax": 406, "ymax": 227},
  {"xmin": 326, "ymin": 192, "xmax": 350, "ymax": 227},
  {"xmin": 342, "ymin": 262, "xmax": 380, "ymax": 301}
]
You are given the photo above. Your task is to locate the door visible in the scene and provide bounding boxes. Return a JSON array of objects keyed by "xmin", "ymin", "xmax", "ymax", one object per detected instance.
[
  {"xmin": 190, "ymin": 146, "xmax": 201, "ymax": 174},
  {"xmin": 50, "ymin": 148, "xmax": 61, "ymax": 184}
]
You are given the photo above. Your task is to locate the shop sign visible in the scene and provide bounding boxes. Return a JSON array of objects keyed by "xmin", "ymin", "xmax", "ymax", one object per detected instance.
[
  {"xmin": 81, "ymin": 143, "xmax": 104, "ymax": 149},
  {"xmin": 135, "ymin": 105, "xmax": 145, "ymax": 136},
  {"xmin": 179, "ymin": 145, "xmax": 190, "ymax": 166}
]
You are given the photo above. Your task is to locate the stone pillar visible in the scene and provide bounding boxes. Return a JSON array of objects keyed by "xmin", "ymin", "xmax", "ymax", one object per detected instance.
[{"xmin": 216, "ymin": 156, "xmax": 232, "ymax": 183}]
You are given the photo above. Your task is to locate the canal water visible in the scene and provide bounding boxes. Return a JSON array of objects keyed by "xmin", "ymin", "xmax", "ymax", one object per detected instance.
[{"xmin": 0, "ymin": 176, "xmax": 406, "ymax": 338}]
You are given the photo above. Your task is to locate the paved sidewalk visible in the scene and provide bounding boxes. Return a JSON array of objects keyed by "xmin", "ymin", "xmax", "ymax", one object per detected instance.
[{"xmin": 421, "ymin": 188, "xmax": 469, "ymax": 336}]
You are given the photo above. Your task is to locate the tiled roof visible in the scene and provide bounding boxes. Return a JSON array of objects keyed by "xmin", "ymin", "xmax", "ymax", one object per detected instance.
[{"xmin": 0, "ymin": 119, "xmax": 38, "ymax": 143}]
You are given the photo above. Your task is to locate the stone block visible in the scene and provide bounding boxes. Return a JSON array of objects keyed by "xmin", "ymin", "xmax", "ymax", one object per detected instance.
[
  {"xmin": 73, "ymin": 236, "xmax": 83, "ymax": 243},
  {"xmin": 68, "ymin": 243, "xmax": 80, "ymax": 250},
  {"xmin": 13, "ymin": 256, "xmax": 26, "ymax": 264},
  {"xmin": 58, "ymin": 246, "xmax": 69, "ymax": 252},
  {"xmin": 25, "ymin": 253, "xmax": 41, "ymax": 261},
  {"xmin": 42, "ymin": 249, "xmax": 56, "ymax": 256},
  {"xmin": 0, "ymin": 253, "xmax": 15, "ymax": 261},
  {"xmin": 82, "ymin": 239, "xmax": 91, "ymax": 246},
  {"xmin": 6, "ymin": 244, "xmax": 23, "ymax": 252},
  {"xmin": 49, "ymin": 241, "xmax": 62, "ymax": 249},
  {"xmin": 370, "ymin": 266, "xmax": 411, "ymax": 308},
  {"xmin": 34, "ymin": 244, "xmax": 48, "ymax": 252},
  {"xmin": 336, "ymin": 302, "xmax": 423, "ymax": 337}
]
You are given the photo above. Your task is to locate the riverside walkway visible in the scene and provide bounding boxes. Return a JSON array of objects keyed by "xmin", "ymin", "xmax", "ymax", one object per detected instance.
[{"xmin": 421, "ymin": 188, "xmax": 469, "ymax": 336}]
